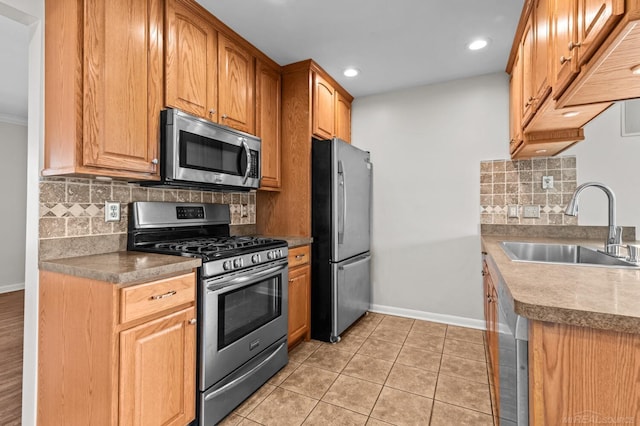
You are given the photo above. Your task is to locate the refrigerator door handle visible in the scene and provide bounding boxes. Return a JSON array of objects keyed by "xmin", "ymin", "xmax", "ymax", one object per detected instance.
[
  {"xmin": 338, "ymin": 160, "xmax": 346, "ymax": 244},
  {"xmin": 338, "ymin": 254, "xmax": 371, "ymax": 270}
]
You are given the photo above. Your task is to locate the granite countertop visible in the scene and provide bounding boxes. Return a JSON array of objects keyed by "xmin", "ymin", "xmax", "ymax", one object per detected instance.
[
  {"xmin": 482, "ymin": 234, "xmax": 640, "ymax": 333},
  {"xmin": 39, "ymin": 252, "xmax": 202, "ymax": 284},
  {"xmin": 264, "ymin": 236, "xmax": 313, "ymax": 248}
]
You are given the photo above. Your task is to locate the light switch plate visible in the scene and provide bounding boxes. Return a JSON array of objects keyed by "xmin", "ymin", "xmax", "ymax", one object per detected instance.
[
  {"xmin": 105, "ymin": 201, "xmax": 121, "ymax": 222},
  {"xmin": 523, "ymin": 205, "xmax": 540, "ymax": 218},
  {"xmin": 507, "ymin": 205, "xmax": 519, "ymax": 218},
  {"xmin": 542, "ymin": 175, "xmax": 554, "ymax": 189}
]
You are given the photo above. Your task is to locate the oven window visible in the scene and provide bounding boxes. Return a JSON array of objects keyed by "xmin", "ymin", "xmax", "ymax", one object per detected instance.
[
  {"xmin": 179, "ymin": 130, "xmax": 246, "ymax": 176},
  {"xmin": 218, "ymin": 276, "xmax": 281, "ymax": 349}
]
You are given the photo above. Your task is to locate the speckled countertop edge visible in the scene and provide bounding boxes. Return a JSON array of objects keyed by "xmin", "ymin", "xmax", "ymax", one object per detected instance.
[
  {"xmin": 482, "ymin": 235, "xmax": 640, "ymax": 333},
  {"xmin": 39, "ymin": 252, "xmax": 202, "ymax": 284}
]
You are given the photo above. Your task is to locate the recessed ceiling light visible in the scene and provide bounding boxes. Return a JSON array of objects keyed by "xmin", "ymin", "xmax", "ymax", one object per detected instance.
[
  {"xmin": 535, "ymin": 149, "xmax": 548, "ymax": 154},
  {"xmin": 343, "ymin": 68, "xmax": 359, "ymax": 77},
  {"xmin": 562, "ymin": 111, "xmax": 580, "ymax": 118},
  {"xmin": 468, "ymin": 39, "xmax": 489, "ymax": 51},
  {"xmin": 631, "ymin": 64, "xmax": 640, "ymax": 75}
]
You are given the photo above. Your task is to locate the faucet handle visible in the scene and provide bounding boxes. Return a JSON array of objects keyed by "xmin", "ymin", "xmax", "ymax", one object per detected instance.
[
  {"xmin": 627, "ymin": 244, "xmax": 640, "ymax": 263},
  {"xmin": 615, "ymin": 226, "xmax": 624, "ymax": 244}
]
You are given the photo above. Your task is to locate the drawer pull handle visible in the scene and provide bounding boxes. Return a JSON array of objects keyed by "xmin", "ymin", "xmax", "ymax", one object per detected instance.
[
  {"xmin": 150, "ymin": 290, "xmax": 176, "ymax": 300},
  {"xmin": 295, "ymin": 254, "xmax": 305, "ymax": 259}
]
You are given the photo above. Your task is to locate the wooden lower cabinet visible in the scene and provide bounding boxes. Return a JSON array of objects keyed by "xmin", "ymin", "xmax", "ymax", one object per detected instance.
[
  {"xmin": 38, "ymin": 270, "xmax": 197, "ymax": 426},
  {"xmin": 288, "ymin": 245, "xmax": 311, "ymax": 349},
  {"xmin": 482, "ymin": 259, "xmax": 500, "ymax": 424},
  {"xmin": 529, "ymin": 320, "xmax": 640, "ymax": 425}
]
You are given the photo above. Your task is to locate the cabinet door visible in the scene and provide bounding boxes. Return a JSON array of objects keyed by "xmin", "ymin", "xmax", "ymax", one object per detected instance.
[
  {"xmin": 83, "ymin": 0, "xmax": 162, "ymax": 175},
  {"xmin": 553, "ymin": 0, "xmax": 580, "ymax": 98},
  {"xmin": 577, "ymin": 0, "xmax": 624, "ymax": 65},
  {"xmin": 521, "ymin": 13, "xmax": 536, "ymax": 127},
  {"xmin": 256, "ymin": 60, "xmax": 281, "ymax": 190},
  {"xmin": 335, "ymin": 92, "xmax": 352, "ymax": 143},
  {"xmin": 313, "ymin": 73, "xmax": 335, "ymax": 140},
  {"xmin": 218, "ymin": 34, "xmax": 255, "ymax": 134},
  {"xmin": 119, "ymin": 307, "xmax": 196, "ymax": 426},
  {"xmin": 509, "ymin": 48, "xmax": 523, "ymax": 154},
  {"xmin": 533, "ymin": 0, "xmax": 551, "ymax": 105},
  {"xmin": 288, "ymin": 265, "xmax": 310, "ymax": 348},
  {"xmin": 165, "ymin": 0, "xmax": 217, "ymax": 121}
]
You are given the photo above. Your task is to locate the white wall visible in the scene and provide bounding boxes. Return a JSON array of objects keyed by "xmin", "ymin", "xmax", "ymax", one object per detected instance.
[
  {"xmin": 0, "ymin": 121, "xmax": 27, "ymax": 292},
  {"xmin": 0, "ymin": 1, "xmax": 43, "ymax": 425},
  {"xmin": 352, "ymin": 73, "xmax": 509, "ymax": 325},
  {"xmin": 565, "ymin": 103, "xmax": 640, "ymax": 233}
]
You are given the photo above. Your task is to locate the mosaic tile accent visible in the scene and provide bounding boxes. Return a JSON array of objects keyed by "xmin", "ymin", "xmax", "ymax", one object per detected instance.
[
  {"xmin": 479, "ymin": 156, "xmax": 579, "ymax": 226},
  {"xmin": 39, "ymin": 177, "xmax": 256, "ymax": 240}
]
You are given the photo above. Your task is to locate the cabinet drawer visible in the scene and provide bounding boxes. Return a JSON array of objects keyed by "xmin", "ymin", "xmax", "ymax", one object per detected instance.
[
  {"xmin": 288, "ymin": 245, "xmax": 310, "ymax": 268},
  {"xmin": 120, "ymin": 272, "xmax": 196, "ymax": 323}
]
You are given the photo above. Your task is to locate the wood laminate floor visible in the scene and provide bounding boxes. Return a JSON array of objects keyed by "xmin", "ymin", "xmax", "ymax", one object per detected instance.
[{"xmin": 0, "ymin": 290, "xmax": 24, "ymax": 426}]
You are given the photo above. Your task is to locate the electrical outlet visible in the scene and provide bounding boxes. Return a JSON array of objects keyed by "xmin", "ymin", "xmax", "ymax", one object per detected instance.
[
  {"xmin": 507, "ymin": 205, "xmax": 519, "ymax": 218},
  {"xmin": 241, "ymin": 204, "xmax": 248, "ymax": 218},
  {"xmin": 523, "ymin": 205, "xmax": 540, "ymax": 218},
  {"xmin": 542, "ymin": 175, "xmax": 554, "ymax": 189},
  {"xmin": 104, "ymin": 201, "xmax": 121, "ymax": 222}
]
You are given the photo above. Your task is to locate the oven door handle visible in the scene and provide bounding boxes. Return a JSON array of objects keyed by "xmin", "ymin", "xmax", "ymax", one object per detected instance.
[
  {"xmin": 206, "ymin": 263, "xmax": 287, "ymax": 293},
  {"xmin": 204, "ymin": 340, "xmax": 287, "ymax": 402}
]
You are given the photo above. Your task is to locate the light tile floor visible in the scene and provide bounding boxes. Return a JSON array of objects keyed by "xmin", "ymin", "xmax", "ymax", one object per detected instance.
[{"xmin": 218, "ymin": 313, "xmax": 494, "ymax": 426}]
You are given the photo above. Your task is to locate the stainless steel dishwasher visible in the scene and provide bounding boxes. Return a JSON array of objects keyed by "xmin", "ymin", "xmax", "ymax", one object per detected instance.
[{"xmin": 493, "ymin": 261, "xmax": 529, "ymax": 425}]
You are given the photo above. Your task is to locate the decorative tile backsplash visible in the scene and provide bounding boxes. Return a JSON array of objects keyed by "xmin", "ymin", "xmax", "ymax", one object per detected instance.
[
  {"xmin": 480, "ymin": 156, "xmax": 579, "ymax": 225},
  {"xmin": 39, "ymin": 177, "xmax": 256, "ymax": 240}
]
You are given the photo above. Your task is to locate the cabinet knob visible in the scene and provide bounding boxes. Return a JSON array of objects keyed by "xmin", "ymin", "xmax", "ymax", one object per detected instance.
[
  {"xmin": 481, "ymin": 270, "xmax": 487, "ymax": 276},
  {"xmin": 209, "ymin": 109, "xmax": 216, "ymax": 115},
  {"xmin": 151, "ymin": 158, "xmax": 158, "ymax": 165},
  {"xmin": 568, "ymin": 41, "xmax": 581, "ymax": 51},
  {"xmin": 188, "ymin": 318, "xmax": 197, "ymax": 325},
  {"xmin": 560, "ymin": 55, "xmax": 572, "ymax": 65},
  {"xmin": 221, "ymin": 114, "xmax": 228, "ymax": 119}
]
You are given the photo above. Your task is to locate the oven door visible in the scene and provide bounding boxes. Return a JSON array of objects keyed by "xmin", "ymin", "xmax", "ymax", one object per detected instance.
[
  {"xmin": 200, "ymin": 260, "xmax": 288, "ymax": 389},
  {"xmin": 163, "ymin": 108, "xmax": 260, "ymax": 189}
]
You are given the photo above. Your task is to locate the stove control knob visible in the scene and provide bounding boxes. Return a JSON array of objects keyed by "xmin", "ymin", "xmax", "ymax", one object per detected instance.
[
  {"xmin": 252, "ymin": 254, "xmax": 261, "ymax": 264},
  {"xmin": 267, "ymin": 251, "xmax": 274, "ymax": 260},
  {"xmin": 278, "ymin": 249, "xmax": 283, "ymax": 257},
  {"xmin": 233, "ymin": 258, "xmax": 242, "ymax": 268},
  {"xmin": 223, "ymin": 261, "xmax": 232, "ymax": 271}
]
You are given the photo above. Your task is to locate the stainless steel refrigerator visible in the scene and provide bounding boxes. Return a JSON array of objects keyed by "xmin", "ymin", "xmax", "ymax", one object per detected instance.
[{"xmin": 311, "ymin": 137, "xmax": 372, "ymax": 343}]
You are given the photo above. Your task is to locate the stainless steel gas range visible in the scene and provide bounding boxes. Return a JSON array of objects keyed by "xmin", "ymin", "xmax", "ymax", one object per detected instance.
[{"xmin": 128, "ymin": 201, "xmax": 288, "ymax": 426}]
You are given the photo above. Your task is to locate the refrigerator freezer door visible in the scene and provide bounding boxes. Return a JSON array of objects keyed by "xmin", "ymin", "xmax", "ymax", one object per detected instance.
[
  {"xmin": 331, "ymin": 253, "xmax": 371, "ymax": 340},
  {"xmin": 331, "ymin": 139, "xmax": 372, "ymax": 262}
]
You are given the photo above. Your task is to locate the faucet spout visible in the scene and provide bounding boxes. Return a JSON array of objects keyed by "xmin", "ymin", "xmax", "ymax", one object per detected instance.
[{"xmin": 564, "ymin": 182, "xmax": 622, "ymax": 256}]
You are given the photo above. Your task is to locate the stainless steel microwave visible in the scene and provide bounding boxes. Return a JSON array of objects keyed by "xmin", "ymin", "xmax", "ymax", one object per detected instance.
[{"xmin": 156, "ymin": 108, "xmax": 261, "ymax": 191}]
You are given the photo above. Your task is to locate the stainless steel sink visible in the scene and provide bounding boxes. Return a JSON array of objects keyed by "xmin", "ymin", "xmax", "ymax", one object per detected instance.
[{"xmin": 500, "ymin": 241, "xmax": 640, "ymax": 268}]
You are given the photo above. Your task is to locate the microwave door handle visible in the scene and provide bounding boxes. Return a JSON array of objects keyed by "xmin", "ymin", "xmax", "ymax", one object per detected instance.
[{"xmin": 241, "ymin": 139, "xmax": 251, "ymax": 184}]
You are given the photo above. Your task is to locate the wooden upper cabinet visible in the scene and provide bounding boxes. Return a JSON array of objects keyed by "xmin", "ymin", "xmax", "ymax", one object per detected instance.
[
  {"xmin": 218, "ymin": 34, "xmax": 256, "ymax": 134},
  {"xmin": 335, "ymin": 92, "xmax": 352, "ymax": 143},
  {"xmin": 533, "ymin": 0, "xmax": 551, "ymax": 105},
  {"xmin": 44, "ymin": 0, "xmax": 163, "ymax": 180},
  {"xmin": 256, "ymin": 60, "xmax": 282, "ymax": 190},
  {"xmin": 521, "ymin": 14, "xmax": 536, "ymax": 126},
  {"xmin": 313, "ymin": 72, "xmax": 336, "ymax": 140},
  {"xmin": 552, "ymin": 0, "xmax": 580, "ymax": 98},
  {"xmin": 576, "ymin": 0, "xmax": 625, "ymax": 66},
  {"xmin": 509, "ymin": 48, "xmax": 523, "ymax": 154},
  {"xmin": 165, "ymin": 0, "xmax": 217, "ymax": 121}
]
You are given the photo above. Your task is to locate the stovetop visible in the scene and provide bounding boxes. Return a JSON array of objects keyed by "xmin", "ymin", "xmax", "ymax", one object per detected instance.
[
  {"xmin": 127, "ymin": 201, "xmax": 289, "ymax": 277},
  {"xmin": 141, "ymin": 235, "xmax": 286, "ymax": 262}
]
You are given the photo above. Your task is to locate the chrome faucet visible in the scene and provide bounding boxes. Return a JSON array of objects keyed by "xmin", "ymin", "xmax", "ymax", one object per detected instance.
[{"xmin": 564, "ymin": 182, "xmax": 623, "ymax": 257}]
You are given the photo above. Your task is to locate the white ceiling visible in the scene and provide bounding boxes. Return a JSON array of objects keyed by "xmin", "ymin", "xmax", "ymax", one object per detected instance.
[
  {"xmin": 0, "ymin": 0, "xmax": 525, "ymax": 122},
  {"xmin": 198, "ymin": 0, "xmax": 524, "ymax": 97}
]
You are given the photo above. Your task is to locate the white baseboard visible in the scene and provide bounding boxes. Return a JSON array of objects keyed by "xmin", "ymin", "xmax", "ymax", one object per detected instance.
[
  {"xmin": 370, "ymin": 303, "xmax": 486, "ymax": 330},
  {"xmin": 0, "ymin": 282, "xmax": 25, "ymax": 294}
]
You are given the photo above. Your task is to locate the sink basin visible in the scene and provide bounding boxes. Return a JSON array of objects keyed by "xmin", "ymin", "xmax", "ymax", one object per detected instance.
[{"xmin": 500, "ymin": 241, "xmax": 639, "ymax": 268}]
